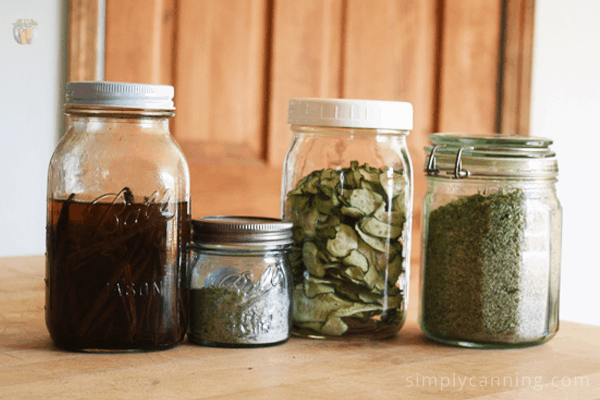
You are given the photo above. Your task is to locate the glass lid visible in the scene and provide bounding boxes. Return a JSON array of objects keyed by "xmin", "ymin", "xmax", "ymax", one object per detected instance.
[
  {"xmin": 427, "ymin": 133, "xmax": 555, "ymax": 159},
  {"xmin": 425, "ymin": 133, "xmax": 558, "ymax": 179}
]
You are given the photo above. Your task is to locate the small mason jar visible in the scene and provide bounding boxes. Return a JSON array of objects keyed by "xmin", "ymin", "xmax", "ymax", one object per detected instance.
[
  {"xmin": 281, "ymin": 98, "xmax": 414, "ymax": 339},
  {"xmin": 188, "ymin": 216, "xmax": 293, "ymax": 347},
  {"xmin": 46, "ymin": 81, "xmax": 190, "ymax": 351},
  {"xmin": 420, "ymin": 133, "xmax": 562, "ymax": 348}
]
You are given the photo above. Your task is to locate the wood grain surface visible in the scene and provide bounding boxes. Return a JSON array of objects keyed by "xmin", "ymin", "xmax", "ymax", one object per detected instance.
[
  {"xmin": 437, "ymin": 0, "xmax": 503, "ymax": 133},
  {"xmin": 267, "ymin": 0, "xmax": 344, "ymax": 166},
  {"xmin": 68, "ymin": 0, "xmax": 102, "ymax": 81},
  {"xmin": 104, "ymin": 0, "xmax": 176, "ymax": 85},
  {"xmin": 172, "ymin": 0, "xmax": 269, "ymax": 155},
  {"xmin": 1, "ymin": 256, "xmax": 599, "ymax": 399},
  {"xmin": 499, "ymin": 0, "xmax": 536, "ymax": 136}
]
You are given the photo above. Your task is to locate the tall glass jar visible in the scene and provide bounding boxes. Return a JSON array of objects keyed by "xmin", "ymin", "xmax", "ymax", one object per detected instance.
[
  {"xmin": 188, "ymin": 216, "xmax": 293, "ymax": 348},
  {"xmin": 420, "ymin": 133, "xmax": 562, "ymax": 348},
  {"xmin": 46, "ymin": 81, "xmax": 191, "ymax": 351},
  {"xmin": 281, "ymin": 98, "xmax": 414, "ymax": 339}
]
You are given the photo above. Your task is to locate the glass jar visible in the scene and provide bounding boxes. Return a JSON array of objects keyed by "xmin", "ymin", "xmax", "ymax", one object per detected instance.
[
  {"xmin": 281, "ymin": 98, "xmax": 414, "ymax": 339},
  {"xmin": 420, "ymin": 133, "xmax": 562, "ymax": 348},
  {"xmin": 188, "ymin": 216, "xmax": 293, "ymax": 347},
  {"xmin": 45, "ymin": 81, "xmax": 191, "ymax": 351}
]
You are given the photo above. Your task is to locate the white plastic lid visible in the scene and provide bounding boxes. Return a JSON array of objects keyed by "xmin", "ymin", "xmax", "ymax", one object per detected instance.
[
  {"xmin": 65, "ymin": 81, "xmax": 175, "ymax": 110},
  {"xmin": 287, "ymin": 98, "xmax": 413, "ymax": 130}
]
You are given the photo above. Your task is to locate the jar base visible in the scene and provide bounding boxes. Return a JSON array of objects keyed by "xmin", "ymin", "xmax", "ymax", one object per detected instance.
[
  {"xmin": 51, "ymin": 340, "xmax": 183, "ymax": 353},
  {"xmin": 188, "ymin": 337, "xmax": 290, "ymax": 348},
  {"xmin": 422, "ymin": 331, "xmax": 558, "ymax": 349},
  {"xmin": 291, "ymin": 325, "xmax": 403, "ymax": 341}
]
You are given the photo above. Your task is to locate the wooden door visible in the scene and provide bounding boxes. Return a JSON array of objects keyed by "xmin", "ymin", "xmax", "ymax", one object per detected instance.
[{"xmin": 68, "ymin": 0, "xmax": 535, "ymax": 264}]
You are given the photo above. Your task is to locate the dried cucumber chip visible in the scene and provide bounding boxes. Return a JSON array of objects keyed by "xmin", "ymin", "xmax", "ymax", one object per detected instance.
[
  {"xmin": 293, "ymin": 285, "xmax": 380, "ymax": 323},
  {"xmin": 303, "ymin": 279, "xmax": 335, "ymax": 298},
  {"xmin": 355, "ymin": 223, "xmax": 389, "ymax": 253},
  {"xmin": 360, "ymin": 216, "xmax": 402, "ymax": 239},
  {"xmin": 320, "ymin": 317, "xmax": 348, "ymax": 336},
  {"xmin": 302, "ymin": 242, "xmax": 325, "ymax": 278},
  {"xmin": 343, "ymin": 188, "xmax": 383, "ymax": 216},
  {"xmin": 374, "ymin": 203, "xmax": 406, "ymax": 227},
  {"xmin": 326, "ymin": 224, "xmax": 358, "ymax": 258},
  {"xmin": 286, "ymin": 162, "xmax": 409, "ymax": 336},
  {"xmin": 343, "ymin": 249, "xmax": 369, "ymax": 272}
]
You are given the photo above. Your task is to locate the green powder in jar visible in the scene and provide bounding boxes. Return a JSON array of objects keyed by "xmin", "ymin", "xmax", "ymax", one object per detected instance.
[
  {"xmin": 189, "ymin": 285, "xmax": 290, "ymax": 346},
  {"xmin": 422, "ymin": 189, "xmax": 532, "ymax": 343}
]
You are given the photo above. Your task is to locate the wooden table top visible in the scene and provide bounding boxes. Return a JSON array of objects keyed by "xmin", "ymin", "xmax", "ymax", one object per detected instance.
[{"xmin": 1, "ymin": 255, "xmax": 599, "ymax": 399}]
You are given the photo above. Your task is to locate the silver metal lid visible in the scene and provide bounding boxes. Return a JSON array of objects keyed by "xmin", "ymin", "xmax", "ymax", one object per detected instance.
[
  {"xmin": 65, "ymin": 81, "xmax": 175, "ymax": 110},
  {"xmin": 192, "ymin": 216, "xmax": 293, "ymax": 246}
]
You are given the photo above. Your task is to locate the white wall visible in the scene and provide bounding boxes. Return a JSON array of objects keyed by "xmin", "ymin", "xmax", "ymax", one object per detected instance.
[
  {"xmin": 0, "ymin": 0, "xmax": 67, "ymax": 257},
  {"xmin": 530, "ymin": 0, "xmax": 600, "ymax": 326}
]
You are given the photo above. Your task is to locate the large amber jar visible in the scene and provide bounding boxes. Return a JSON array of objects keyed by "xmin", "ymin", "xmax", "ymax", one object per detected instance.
[
  {"xmin": 281, "ymin": 98, "xmax": 414, "ymax": 340},
  {"xmin": 45, "ymin": 82, "xmax": 191, "ymax": 351}
]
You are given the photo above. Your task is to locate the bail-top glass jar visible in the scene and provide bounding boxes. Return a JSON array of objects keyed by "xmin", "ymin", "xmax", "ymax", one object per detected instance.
[
  {"xmin": 46, "ymin": 81, "xmax": 190, "ymax": 351},
  {"xmin": 420, "ymin": 133, "xmax": 562, "ymax": 348},
  {"xmin": 188, "ymin": 216, "xmax": 293, "ymax": 348},
  {"xmin": 281, "ymin": 98, "xmax": 414, "ymax": 339}
]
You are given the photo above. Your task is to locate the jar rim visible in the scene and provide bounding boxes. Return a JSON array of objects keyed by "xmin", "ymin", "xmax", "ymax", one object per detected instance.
[
  {"xmin": 192, "ymin": 216, "xmax": 293, "ymax": 246},
  {"xmin": 429, "ymin": 133, "xmax": 555, "ymax": 158},
  {"xmin": 290, "ymin": 125, "xmax": 409, "ymax": 137},
  {"xmin": 65, "ymin": 81, "xmax": 175, "ymax": 110},
  {"xmin": 64, "ymin": 105, "xmax": 175, "ymax": 118},
  {"xmin": 425, "ymin": 133, "xmax": 558, "ymax": 179},
  {"xmin": 287, "ymin": 98, "xmax": 413, "ymax": 130}
]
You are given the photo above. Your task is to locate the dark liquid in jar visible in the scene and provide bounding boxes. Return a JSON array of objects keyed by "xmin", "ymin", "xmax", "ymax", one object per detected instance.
[{"xmin": 45, "ymin": 194, "xmax": 190, "ymax": 351}]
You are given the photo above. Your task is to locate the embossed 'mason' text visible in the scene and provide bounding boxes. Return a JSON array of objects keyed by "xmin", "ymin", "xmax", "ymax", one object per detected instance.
[{"xmin": 107, "ymin": 281, "xmax": 163, "ymax": 297}]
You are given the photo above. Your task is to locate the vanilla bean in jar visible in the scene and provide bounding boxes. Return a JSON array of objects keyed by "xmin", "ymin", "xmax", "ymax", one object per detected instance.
[{"xmin": 45, "ymin": 82, "xmax": 191, "ymax": 351}]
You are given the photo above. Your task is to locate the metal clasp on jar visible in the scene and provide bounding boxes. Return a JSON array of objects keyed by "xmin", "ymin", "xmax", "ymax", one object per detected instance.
[{"xmin": 426, "ymin": 145, "xmax": 471, "ymax": 179}]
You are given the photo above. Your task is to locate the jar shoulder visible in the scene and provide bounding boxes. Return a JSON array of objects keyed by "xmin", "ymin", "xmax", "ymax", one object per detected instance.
[{"xmin": 48, "ymin": 127, "xmax": 189, "ymax": 201}]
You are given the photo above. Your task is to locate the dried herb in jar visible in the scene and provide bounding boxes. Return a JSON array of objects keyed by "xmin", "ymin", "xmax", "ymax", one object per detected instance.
[
  {"xmin": 286, "ymin": 161, "xmax": 407, "ymax": 336},
  {"xmin": 190, "ymin": 283, "xmax": 290, "ymax": 346},
  {"xmin": 422, "ymin": 189, "xmax": 530, "ymax": 342}
]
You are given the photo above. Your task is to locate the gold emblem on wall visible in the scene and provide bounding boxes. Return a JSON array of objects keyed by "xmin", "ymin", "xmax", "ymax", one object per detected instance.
[{"xmin": 13, "ymin": 19, "xmax": 38, "ymax": 45}]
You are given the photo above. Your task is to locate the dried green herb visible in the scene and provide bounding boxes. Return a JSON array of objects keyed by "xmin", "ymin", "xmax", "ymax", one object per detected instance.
[
  {"xmin": 422, "ymin": 189, "xmax": 530, "ymax": 343},
  {"xmin": 189, "ymin": 285, "xmax": 290, "ymax": 346},
  {"xmin": 285, "ymin": 161, "xmax": 407, "ymax": 336}
]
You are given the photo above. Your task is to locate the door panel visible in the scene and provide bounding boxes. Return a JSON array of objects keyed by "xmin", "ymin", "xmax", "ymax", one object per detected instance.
[
  {"xmin": 500, "ymin": 0, "xmax": 535, "ymax": 135},
  {"xmin": 104, "ymin": 0, "xmax": 175, "ymax": 85},
  {"xmin": 71, "ymin": 0, "xmax": 535, "ymax": 263},
  {"xmin": 173, "ymin": 0, "xmax": 268, "ymax": 157},
  {"xmin": 437, "ymin": 0, "xmax": 504, "ymax": 133},
  {"xmin": 268, "ymin": 0, "xmax": 344, "ymax": 166}
]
